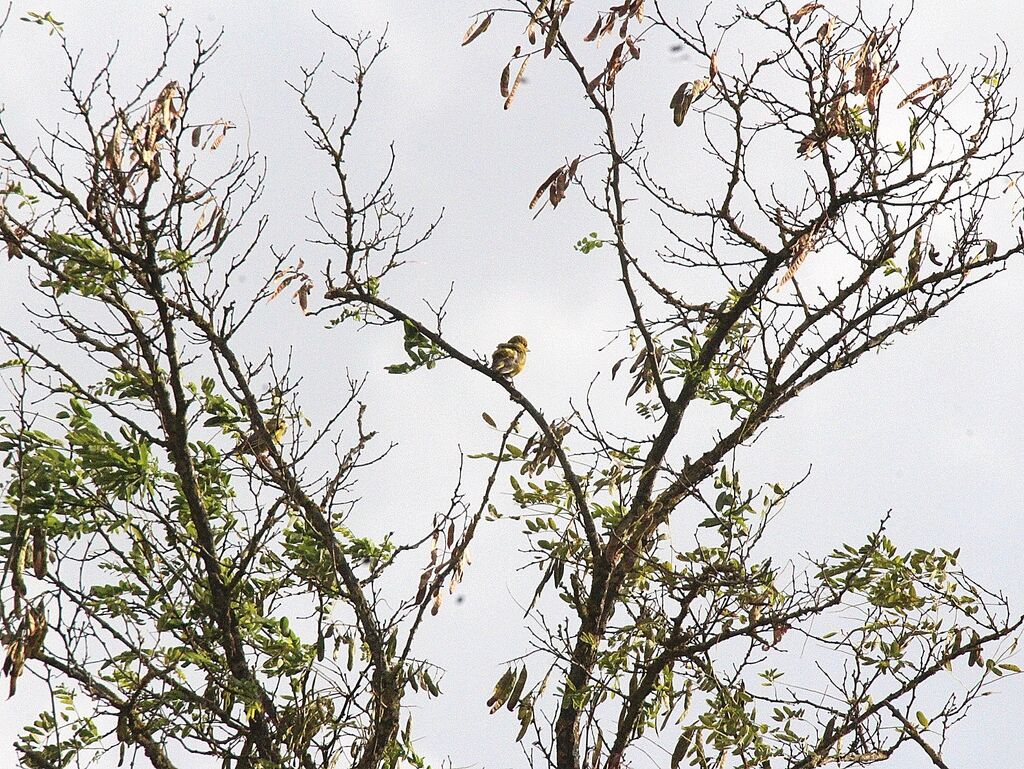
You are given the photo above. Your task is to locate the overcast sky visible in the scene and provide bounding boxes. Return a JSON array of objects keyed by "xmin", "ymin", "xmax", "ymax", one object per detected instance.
[{"xmin": 1, "ymin": 1, "xmax": 1022, "ymax": 766}]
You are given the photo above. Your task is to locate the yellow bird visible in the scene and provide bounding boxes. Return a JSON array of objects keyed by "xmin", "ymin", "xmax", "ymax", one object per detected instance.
[
  {"xmin": 230, "ymin": 417, "xmax": 287, "ymax": 457},
  {"xmin": 490, "ymin": 335, "xmax": 529, "ymax": 378}
]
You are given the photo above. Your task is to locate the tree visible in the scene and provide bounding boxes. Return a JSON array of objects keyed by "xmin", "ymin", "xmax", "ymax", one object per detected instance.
[{"xmin": 0, "ymin": 3, "xmax": 1021, "ymax": 768}]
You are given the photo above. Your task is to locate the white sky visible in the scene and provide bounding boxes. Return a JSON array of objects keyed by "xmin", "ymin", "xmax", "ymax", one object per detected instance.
[{"xmin": 1, "ymin": 1, "xmax": 1022, "ymax": 766}]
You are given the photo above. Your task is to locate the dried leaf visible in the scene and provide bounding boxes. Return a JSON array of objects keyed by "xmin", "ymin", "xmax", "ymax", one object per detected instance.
[
  {"xmin": 529, "ymin": 168, "xmax": 562, "ymax": 209},
  {"xmin": 526, "ymin": 0, "xmax": 548, "ymax": 45},
  {"xmin": 500, "ymin": 62, "xmax": 511, "ymax": 98},
  {"xmin": 816, "ymin": 16, "xmax": 835, "ymax": 45},
  {"xmin": 212, "ymin": 211, "xmax": 225, "ymax": 244},
  {"xmin": 777, "ymin": 231, "xmax": 816, "ymax": 288},
  {"xmin": 790, "ymin": 2, "xmax": 824, "ymax": 21},
  {"xmin": 907, "ymin": 226, "xmax": 922, "ymax": 285},
  {"xmin": 897, "ymin": 76, "xmax": 951, "ymax": 108},
  {"xmin": 507, "ymin": 667, "xmax": 528, "ymax": 711},
  {"xmin": 853, "ymin": 33, "xmax": 878, "ymax": 95},
  {"xmin": 708, "ymin": 50, "xmax": 719, "ymax": 80},
  {"xmin": 504, "ymin": 55, "xmax": 530, "ymax": 110},
  {"xmin": 798, "ymin": 133, "xmax": 823, "ymax": 157},
  {"xmin": 191, "ymin": 125, "xmax": 202, "ymax": 147},
  {"xmin": 105, "ymin": 118, "xmax": 124, "ymax": 171},
  {"xmin": 671, "ymin": 729, "xmax": 693, "ymax": 769},
  {"xmin": 296, "ymin": 283, "xmax": 310, "ymax": 314},
  {"xmin": 210, "ymin": 132, "xmax": 225, "ymax": 151},
  {"xmin": 565, "ymin": 155, "xmax": 581, "ymax": 181},
  {"xmin": 772, "ymin": 623, "xmax": 791, "ymax": 644},
  {"xmin": 415, "ymin": 568, "xmax": 432, "ymax": 605},
  {"xmin": 549, "ymin": 170, "xmax": 567, "ymax": 208},
  {"xmin": 487, "ymin": 669, "xmax": 516, "ymax": 713},
  {"xmin": 625, "ymin": 36, "xmax": 640, "ymax": 61},
  {"xmin": 269, "ymin": 275, "xmax": 294, "ymax": 301},
  {"xmin": 604, "ymin": 42, "xmax": 626, "ymax": 90},
  {"xmin": 462, "ymin": 12, "xmax": 494, "ymax": 46},
  {"xmin": 31, "ymin": 525, "xmax": 45, "ymax": 579},
  {"xmin": 669, "ymin": 79, "xmax": 709, "ymax": 126},
  {"xmin": 584, "ymin": 14, "xmax": 603, "ymax": 42},
  {"xmin": 544, "ymin": 14, "xmax": 560, "ymax": 58},
  {"xmin": 600, "ymin": 13, "xmax": 617, "ymax": 39}
]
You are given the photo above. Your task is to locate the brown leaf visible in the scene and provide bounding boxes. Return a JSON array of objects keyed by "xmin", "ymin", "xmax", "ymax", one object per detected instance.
[
  {"xmin": 603, "ymin": 42, "xmax": 626, "ymax": 91},
  {"xmin": 500, "ymin": 62, "xmax": 511, "ymax": 98},
  {"xmin": 565, "ymin": 155, "xmax": 581, "ymax": 181},
  {"xmin": 865, "ymin": 67, "xmax": 892, "ymax": 114},
  {"xmin": 790, "ymin": 2, "xmax": 824, "ymax": 21},
  {"xmin": 526, "ymin": 0, "xmax": 548, "ymax": 45},
  {"xmin": 415, "ymin": 568, "xmax": 432, "ymax": 605},
  {"xmin": 625, "ymin": 37, "xmax": 640, "ymax": 61},
  {"xmin": 104, "ymin": 118, "xmax": 124, "ymax": 171},
  {"xmin": 507, "ymin": 666, "xmax": 528, "ymax": 711},
  {"xmin": 798, "ymin": 134, "xmax": 823, "ymax": 157},
  {"xmin": 544, "ymin": 14, "xmax": 560, "ymax": 58},
  {"xmin": 584, "ymin": 14, "xmax": 603, "ymax": 42},
  {"xmin": 709, "ymin": 50, "xmax": 719, "ymax": 80},
  {"xmin": 462, "ymin": 12, "xmax": 494, "ymax": 46},
  {"xmin": 191, "ymin": 125, "xmax": 202, "ymax": 147},
  {"xmin": 549, "ymin": 170, "xmax": 568, "ymax": 208},
  {"xmin": 816, "ymin": 16, "xmax": 835, "ymax": 45},
  {"xmin": 777, "ymin": 230, "xmax": 816, "ymax": 288},
  {"xmin": 669, "ymin": 79, "xmax": 709, "ymax": 127},
  {"xmin": 530, "ymin": 168, "xmax": 561, "ymax": 210},
  {"xmin": 269, "ymin": 274, "xmax": 295, "ymax": 301},
  {"xmin": 296, "ymin": 283, "xmax": 310, "ymax": 314},
  {"xmin": 897, "ymin": 76, "xmax": 951, "ymax": 108},
  {"xmin": 600, "ymin": 13, "xmax": 617, "ymax": 39},
  {"xmin": 504, "ymin": 55, "xmax": 530, "ymax": 110},
  {"xmin": 671, "ymin": 729, "xmax": 693, "ymax": 769},
  {"xmin": 907, "ymin": 226, "xmax": 922, "ymax": 285},
  {"xmin": 772, "ymin": 623, "xmax": 791, "ymax": 645},
  {"xmin": 853, "ymin": 35, "xmax": 874, "ymax": 91},
  {"xmin": 31, "ymin": 525, "xmax": 46, "ymax": 579}
]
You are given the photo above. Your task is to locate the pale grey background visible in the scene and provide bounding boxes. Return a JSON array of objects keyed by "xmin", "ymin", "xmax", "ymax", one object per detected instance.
[{"xmin": 1, "ymin": 1, "xmax": 1022, "ymax": 766}]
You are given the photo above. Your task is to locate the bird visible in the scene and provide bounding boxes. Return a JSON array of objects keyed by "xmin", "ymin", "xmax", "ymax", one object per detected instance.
[
  {"xmin": 229, "ymin": 417, "xmax": 287, "ymax": 457},
  {"xmin": 490, "ymin": 335, "xmax": 529, "ymax": 378}
]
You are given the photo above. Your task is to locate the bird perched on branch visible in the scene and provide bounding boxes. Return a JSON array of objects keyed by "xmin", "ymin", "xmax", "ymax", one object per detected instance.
[
  {"xmin": 490, "ymin": 335, "xmax": 529, "ymax": 379},
  {"xmin": 230, "ymin": 417, "xmax": 287, "ymax": 457}
]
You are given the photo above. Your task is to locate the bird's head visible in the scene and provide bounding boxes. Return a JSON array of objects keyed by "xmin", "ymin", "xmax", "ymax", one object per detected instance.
[{"xmin": 507, "ymin": 335, "xmax": 529, "ymax": 351}]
